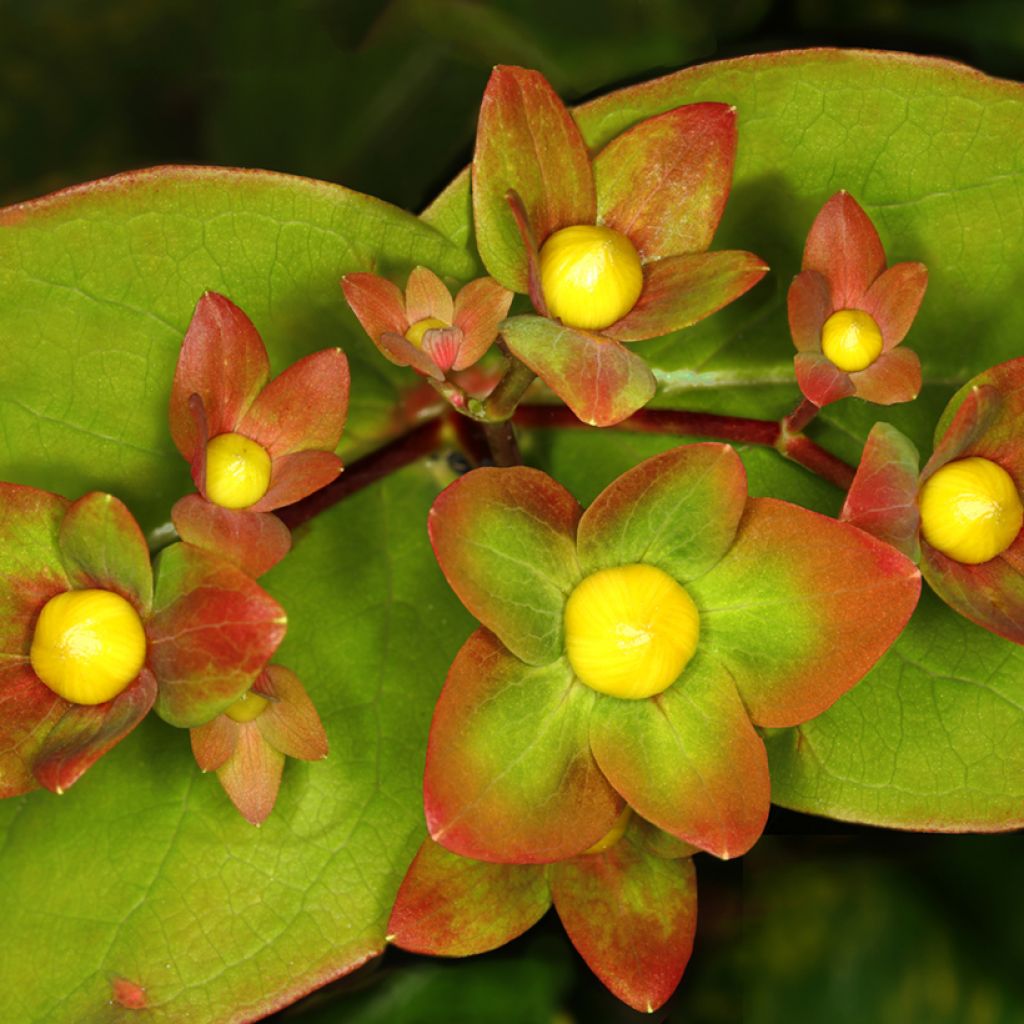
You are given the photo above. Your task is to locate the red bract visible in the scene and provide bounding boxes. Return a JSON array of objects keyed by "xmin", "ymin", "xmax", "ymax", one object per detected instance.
[
  {"xmin": 341, "ymin": 267, "xmax": 513, "ymax": 382},
  {"xmin": 389, "ymin": 818, "xmax": 697, "ymax": 1013},
  {"xmin": 190, "ymin": 665, "xmax": 328, "ymax": 825},
  {"xmin": 473, "ymin": 65, "xmax": 768, "ymax": 426},
  {"xmin": 0, "ymin": 486, "xmax": 287, "ymax": 798},
  {"xmin": 844, "ymin": 357, "xmax": 1024, "ymax": 644},
  {"xmin": 169, "ymin": 291, "xmax": 349, "ymax": 574},
  {"xmin": 788, "ymin": 191, "xmax": 928, "ymax": 408}
]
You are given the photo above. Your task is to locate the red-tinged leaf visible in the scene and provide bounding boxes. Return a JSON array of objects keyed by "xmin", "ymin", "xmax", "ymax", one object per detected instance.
[
  {"xmin": 340, "ymin": 273, "xmax": 409, "ymax": 342},
  {"xmin": 379, "ymin": 330, "xmax": 446, "ymax": 380},
  {"xmin": 594, "ymin": 103, "xmax": 736, "ymax": 261},
  {"xmin": 632, "ymin": 817, "xmax": 700, "ymax": 860},
  {"xmin": 862, "ymin": 261, "xmax": 929, "ymax": 349},
  {"xmin": 925, "ymin": 384, "xmax": 1003, "ymax": 479},
  {"xmin": 188, "ymin": 393, "xmax": 210, "ymax": 495},
  {"xmin": 851, "ymin": 346, "xmax": 922, "ymax": 405},
  {"xmin": 0, "ymin": 665, "xmax": 62, "ymax": 797},
  {"xmin": 428, "ymin": 467, "xmax": 581, "ymax": 665},
  {"xmin": 254, "ymin": 450, "xmax": 344, "ymax": 512},
  {"xmin": 473, "ymin": 65, "xmax": 595, "ymax": 292},
  {"xmin": 171, "ymin": 495, "xmax": 291, "ymax": 578},
  {"xmin": 589, "ymin": 655, "xmax": 769, "ymax": 859},
  {"xmin": 506, "ymin": 189, "xmax": 549, "ymax": 317},
  {"xmin": 214, "ymin": 724, "xmax": 286, "ymax": 826},
  {"xmin": 502, "ymin": 315, "xmax": 656, "ymax": 427},
  {"xmin": 424, "ymin": 629, "xmax": 623, "ymax": 864},
  {"xmin": 405, "ymin": 266, "xmax": 454, "ymax": 325},
  {"xmin": 255, "ymin": 665, "xmax": 328, "ymax": 761},
  {"xmin": 691, "ymin": 498, "xmax": 922, "ymax": 728},
  {"xmin": 169, "ymin": 292, "xmax": 270, "ymax": 459},
  {"xmin": 148, "ymin": 542, "xmax": 287, "ymax": 728},
  {"xmin": 576, "ymin": 443, "xmax": 747, "ymax": 581},
  {"xmin": 237, "ymin": 349, "xmax": 349, "ymax": 458},
  {"xmin": 802, "ymin": 191, "xmax": 886, "ymax": 308},
  {"xmin": 388, "ymin": 838, "xmax": 551, "ymax": 957},
  {"xmin": 0, "ymin": 484, "xmax": 69, "ymax": 658},
  {"xmin": 604, "ymin": 251, "xmax": 768, "ymax": 343},
  {"xmin": 841, "ymin": 423, "xmax": 922, "ymax": 561},
  {"xmin": 58, "ymin": 492, "xmax": 153, "ymax": 613},
  {"xmin": 452, "ymin": 277, "xmax": 514, "ymax": 370},
  {"xmin": 787, "ymin": 269, "xmax": 831, "ymax": 352},
  {"xmin": 31, "ymin": 670, "xmax": 157, "ymax": 795},
  {"xmin": 551, "ymin": 833, "xmax": 697, "ymax": 1013},
  {"xmin": 190, "ymin": 714, "xmax": 240, "ymax": 773},
  {"xmin": 422, "ymin": 326, "xmax": 463, "ymax": 374},
  {"xmin": 794, "ymin": 351, "xmax": 856, "ymax": 407}
]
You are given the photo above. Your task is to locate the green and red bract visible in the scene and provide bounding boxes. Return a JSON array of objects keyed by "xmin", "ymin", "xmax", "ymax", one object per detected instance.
[
  {"xmin": 788, "ymin": 191, "xmax": 928, "ymax": 408},
  {"xmin": 388, "ymin": 817, "xmax": 697, "ymax": 1014},
  {"xmin": 341, "ymin": 266, "xmax": 513, "ymax": 386},
  {"xmin": 0, "ymin": 485, "xmax": 287, "ymax": 797},
  {"xmin": 844, "ymin": 358, "xmax": 1024, "ymax": 644},
  {"xmin": 169, "ymin": 291, "xmax": 350, "ymax": 574},
  {"xmin": 190, "ymin": 664, "xmax": 328, "ymax": 825},
  {"xmin": 423, "ymin": 445, "xmax": 921, "ymax": 864},
  {"xmin": 473, "ymin": 65, "xmax": 767, "ymax": 427}
]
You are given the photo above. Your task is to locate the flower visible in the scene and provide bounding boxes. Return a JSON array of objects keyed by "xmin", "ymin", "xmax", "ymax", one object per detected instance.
[
  {"xmin": 0, "ymin": 486, "xmax": 287, "ymax": 797},
  {"xmin": 472, "ymin": 65, "xmax": 768, "ymax": 426},
  {"xmin": 422, "ymin": 445, "xmax": 920, "ymax": 864},
  {"xmin": 843, "ymin": 357, "xmax": 1024, "ymax": 644},
  {"xmin": 169, "ymin": 291, "xmax": 350, "ymax": 576},
  {"xmin": 788, "ymin": 191, "xmax": 928, "ymax": 409},
  {"xmin": 388, "ymin": 815, "xmax": 697, "ymax": 1013},
  {"xmin": 190, "ymin": 664, "xmax": 328, "ymax": 825},
  {"xmin": 341, "ymin": 266, "xmax": 513, "ymax": 382}
]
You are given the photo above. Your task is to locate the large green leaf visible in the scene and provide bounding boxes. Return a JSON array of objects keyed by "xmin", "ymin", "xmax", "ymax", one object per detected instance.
[
  {"xmin": 0, "ymin": 167, "xmax": 476, "ymax": 531},
  {"xmin": 0, "ymin": 462, "xmax": 474, "ymax": 1023}
]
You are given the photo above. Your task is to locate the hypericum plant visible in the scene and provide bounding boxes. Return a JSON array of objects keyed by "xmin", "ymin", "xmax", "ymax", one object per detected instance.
[
  {"xmin": 0, "ymin": 486, "xmax": 286, "ymax": 796},
  {"xmin": 422, "ymin": 444, "xmax": 921, "ymax": 863}
]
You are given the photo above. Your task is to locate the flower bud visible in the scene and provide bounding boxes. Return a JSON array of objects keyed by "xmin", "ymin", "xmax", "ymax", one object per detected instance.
[
  {"xmin": 205, "ymin": 432, "xmax": 272, "ymax": 509},
  {"xmin": 405, "ymin": 317, "xmax": 449, "ymax": 349},
  {"xmin": 565, "ymin": 563, "xmax": 699, "ymax": 699},
  {"xmin": 919, "ymin": 456, "xmax": 1023, "ymax": 564},
  {"xmin": 583, "ymin": 806, "xmax": 632, "ymax": 855},
  {"xmin": 539, "ymin": 225, "xmax": 644, "ymax": 331},
  {"xmin": 820, "ymin": 309, "xmax": 884, "ymax": 372},
  {"xmin": 224, "ymin": 689, "xmax": 271, "ymax": 723},
  {"xmin": 31, "ymin": 589, "xmax": 147, "ymax": 705}
]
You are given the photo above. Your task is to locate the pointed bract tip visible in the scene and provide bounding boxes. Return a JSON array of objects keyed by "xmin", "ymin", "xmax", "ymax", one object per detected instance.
[{"xmin": 384, "ymin": 933, "xmax": 397, "ymax": 944}]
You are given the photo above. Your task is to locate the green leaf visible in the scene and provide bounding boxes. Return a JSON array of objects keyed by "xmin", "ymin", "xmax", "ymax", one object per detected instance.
[
  {"xmin": 0, "ymin": 461, "xmax": 475, "ymax": 1022},
  {"xmin": 0, "ymin": 167, "xmax": 477, "ymax": 531},
  {"xmin": 766, "ymin": 586, "xmax": 1024, "ymax": 830}
]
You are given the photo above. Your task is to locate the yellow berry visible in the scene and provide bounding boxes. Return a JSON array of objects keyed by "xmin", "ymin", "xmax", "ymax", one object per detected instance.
[
  {"xmin": 565, "ymin": 563, "xmax": 699, "ymax": 700},
  {"xmin": 224, "ymin": 689, "xmax": 270, "ymax": 723},
  {"xmin": 205, "ymin": 432, "xmax": 272, "ymax": 509},
  {"xmin": 539, "ymin": 225, "xmax": 644, "ymax": 331},
  {"xmin": 919, "ymin": 457, "xmax": 1023, "ymax": 564},
  {"xmin": 821, "ymin": 309, "xmax": 884, "ymax": 372},
  {"xmin": 405, "ymin": 317, "xmax": 449, "ymax": 349},
  {"xmin": 584, "ymin": 806, "xmax": 632, "ymax": 855},
  {"xmin": 31, "ymin": 589, "xmax": 147, "ymax": 705}
]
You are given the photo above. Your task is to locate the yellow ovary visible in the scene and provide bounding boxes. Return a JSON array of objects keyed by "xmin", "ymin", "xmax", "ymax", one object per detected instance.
[
  {"xmin": 225, "ymin": 689, "xmax": 270, "ymax": 723},
  {"xmin": 31, "ymin": 589, "xmax": 147, "ymax": 705},
  {"xmin": 584, "ymin": 806, "xmax": 632, "ymax": 855},
  {"xmin": 405, "ymin": 317, "xmax": 449, "ymax": 349},
  {"xmin": 565, "ymin": 563, "xmax": 699, "ymax": 700},
  {"xmin": 919, "ymin": 456, "xmax": 1024, "ymax": 564},
  {"xmin": 821, "ymin": 309, "xmax": 884, "ymax": 372},
  {"xmin": 539, "ymin": 225, "xmax": 644, "ymax": 331},
  {"xmin": 205, "ymin": 432, "xmax": 272, "ymax": 509}
]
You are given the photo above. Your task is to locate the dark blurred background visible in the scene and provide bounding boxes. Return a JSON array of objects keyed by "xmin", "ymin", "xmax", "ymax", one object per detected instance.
[{"xmin": 4, "ymin": 2, "xmax": 1023, "ymax": 1020}]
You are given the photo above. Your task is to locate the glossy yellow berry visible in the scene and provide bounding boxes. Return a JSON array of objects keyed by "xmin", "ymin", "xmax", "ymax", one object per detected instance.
[
  {"xmin": 919, "ymin": 457, "xmax": 1023, "ymax": 564},
  {"xmin": 565, "ymin": 563, "xmax": 699, "ymax": 700},
  {"xmin": 31, "ymin": 589, "xmax": 147, "ymax": 705},
  {"xmin": 405, "ymin": 317, "xmax": 448, "ymax": 349},
  {"xmin": 539, "ymin": 225, "xmax": 644, "ymax": 331},
  {"xmin": 584, "ymin": 806, "xmax": 632, "ymax": 855},
  {"xmin": 821, "ymin": 309, "xmax": 884, "ymax": 372},
  {"xmin": 205, "ymin": 432, "xmax": 272, "ymax": 509},
  {"xmin": 224, "ymin": 689, "xmax": 270, "ymax": 723}
]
